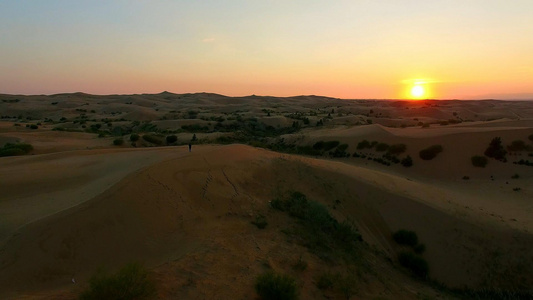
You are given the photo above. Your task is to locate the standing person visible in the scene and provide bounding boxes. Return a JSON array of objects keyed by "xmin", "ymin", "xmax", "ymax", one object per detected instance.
[{"xmin": 188, "ymin": 143, "xmax": 192, "ymax": 152}]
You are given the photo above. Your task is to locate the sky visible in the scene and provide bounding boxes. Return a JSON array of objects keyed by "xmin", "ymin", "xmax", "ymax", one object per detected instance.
[{"xmin": 1, "ymin": 0, "xmax": 532, "ymax": 99}]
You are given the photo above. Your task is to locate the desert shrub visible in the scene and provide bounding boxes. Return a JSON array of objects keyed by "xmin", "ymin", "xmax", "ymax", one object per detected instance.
[
  {"xmin": 323, "ymin": 141, "xmax": 340, "ymax": 151},
  {"xmin": 166, "ymin": 135, "xmax": 178, "ymax": 144},
  {"xmin": 511, "ymin": 173, "xmax": 520, "ymax": 179},
  {"xmin": 0, "ymin": 143, "xmax": 33, "ymax": 157},
  {"xmin": 414, "ymin": 243, "xmax": 426, "ymax": 254},
  {"xmin": 529, "ymin": 134, "xmax": 533, "ymax": 142},
  {"xmin": 419, "ymin": 145, "xmax": 443, "ymax": 160},
  {"xmin": 484, "ymin": 137, "xmax": 507, "ymax": 160},
  {"xmin": 273, "ymin": 192, "xmax": 361, "ymax": 257},
  {"xmin": 130, "ymin": 134, "xmax": 140, "ymax": 142},
  {"xmin": 316, "ymin": 272, "xmax": 335, "ymax": 290},
  {"xmin": 313, "ymin": 141, "xmax": 325, "ymax": 150},
  {"xmin": 113, "ymin": 139, "xmax": 124, "ymax": 146},
  {"xmin": 292, "ymin": 257, "xmax": 307, "ymax": 271},
  {"xmin": 392, "ymin": 229, "xmax": 418, "ymax": 246},
  {"xmin": 30, "ymin": 124, "xmax": 38, "ymax": 129},
  {"xmin": 181, "ymin": 124, "xmax": 208, "ymax": 132},
  {"xmin": 398, "ymin": 252, "xmax": 429, "ymax": 277},
  {"xmin": 375, "ymin": 143, "xmax": 389, "ymax": 152},
  {"xmin": 421, "ymin": 123, "xmax": 430, "ymax": 128},
  {"xmin": 471, "ymin": 155, "xmax": 488, "ymax": 168},
  {"xmin": 387, "ymin": 144, "xmax": 407, "ymax": 155},
  {"xmin": 507, "ymin": 140, "xmax": 531, "ymax": 152},
  {"xmin": 401, "ymin": 155, "xmax": 413, "ymax": 167},
  {"xmin": 330, "ymin": 144, "xmax": 349, "ymax": 157},
  {"xmin": 356, "ymin": 140, "xmax": 371, "ymax": 149},
  {"xmin": 252, "ymin": 214, "xmax": 268, "ymax": 229},
  {"xmin": 79, "ymin": 263, "xmax": 156, "ymax": 300},
  {"xmin": 462, "ymin": 176, "xmax": 470, "ymax": 180},
  {"xmin": 142, "ymin": 134, "xmax": 163, "ymax": 145},
  {"xmin": 255, "ymin": 271, "xmax": 298, "ymax": 300}
]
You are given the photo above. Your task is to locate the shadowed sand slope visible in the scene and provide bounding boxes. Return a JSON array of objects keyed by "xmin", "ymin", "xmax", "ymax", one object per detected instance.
[{"xmin": 0, "ymin": 145, "xmax": 532, "ymax": 299}]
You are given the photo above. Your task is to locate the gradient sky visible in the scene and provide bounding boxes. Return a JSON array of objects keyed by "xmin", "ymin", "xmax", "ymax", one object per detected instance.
[{"xmin": 1, "ymin": 1, "xmax": 532, "ymax": 99}]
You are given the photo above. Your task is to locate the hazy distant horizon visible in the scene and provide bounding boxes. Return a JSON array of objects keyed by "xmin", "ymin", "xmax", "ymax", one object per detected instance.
[{"xmin": 1, "ymin": 90, "xmax": 532, "ymax": 101}]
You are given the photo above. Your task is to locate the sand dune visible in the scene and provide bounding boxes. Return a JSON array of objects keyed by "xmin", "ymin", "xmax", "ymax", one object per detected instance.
[{"xmin": 0, "ymin": 145, "xmax": 532, "ymax": 299}]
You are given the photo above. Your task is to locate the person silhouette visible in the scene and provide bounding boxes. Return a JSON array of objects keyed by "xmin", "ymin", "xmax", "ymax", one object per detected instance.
[{"xmin": 188, "ymin": 143, "xmax": 192, "ymax": 152}]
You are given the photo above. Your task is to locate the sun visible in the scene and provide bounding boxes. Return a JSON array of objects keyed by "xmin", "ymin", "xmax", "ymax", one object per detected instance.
[{"xmin": 411, "ymin": 85, "xmax": 425, "ymax": 98}]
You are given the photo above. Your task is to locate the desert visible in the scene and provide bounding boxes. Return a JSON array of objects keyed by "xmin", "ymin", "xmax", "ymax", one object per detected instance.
[{"xmin": 1, "ymin": 92, "xmax": 533, "ymax": 299}]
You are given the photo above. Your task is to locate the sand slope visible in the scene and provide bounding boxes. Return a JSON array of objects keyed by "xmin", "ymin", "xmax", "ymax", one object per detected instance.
[{"xmin": 0, "ymin": 145, "xmax": 532, "ymax": 299}]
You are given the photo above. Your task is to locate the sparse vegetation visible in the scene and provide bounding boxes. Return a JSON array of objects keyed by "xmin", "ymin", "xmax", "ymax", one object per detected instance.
[
  {"xmin": 419, "ymin": 145, "xmax": 443, "ymax": 160},
  {"xmin": 398, "ymin": 251, "xmax": 429, "ymax": 278},
  {"xmin": 79, "ymin": 263, "xmax": 156, "ymax": 300},
  {"xmin": 113, "ymin": 138, "xmax": 124, "ymax": 146},
  {"xmin": 0, "ymin": 143, "xmax": 33, "ymax": 157},
  {"xmin": 142, "ymin": 134, "xmax": 163, "ymax": 145},
  {"xmin": 471, "ymin": 155, "xmax": 488, "ymax": 168},
  {"xmin": 485, "ymin": 137, "xmax": 507, "ymax": 161},
  {"xmin": 166, "ymin": 135, "xmax": 177, "ymax": 144},
  {"xmin": 401, "ymin": 155, "xmax": 413, "ymax": 167},
  {"xmin": 255, "ymin": 271, "xmax": 298, "ymax": 300},
  {"xmin": 252, "ymin": 214, "xmax": 268, "ymax": 229},
  {"xmin": 130, "ymin": 133, "xmax": 140, "ymax": 142},
  {"xmin": 387, "ymin": 143, "xmax": 407, "ymax": 155},
  {"xmin": 507, "ymin": 140, "xmax": 531, "ymax": 152},
  {"xmin": 392, "ymin": 229, "xmax": 418, "ymax": 247}
]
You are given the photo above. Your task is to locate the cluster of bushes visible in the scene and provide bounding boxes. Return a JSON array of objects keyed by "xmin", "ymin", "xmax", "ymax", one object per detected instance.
[
  {"xmin": 255, "ymin": 271, "xmax": 298, "ymax": 300},
  {"xmin": 401, "ymin": 155, "xmax": 413, "ymax": 167},
  {"xmin": 79, "ymin": 263, "xmax": 156, "ymax": 300},
  {"xmin": 419, "ymin": 145, "xmax": 443, "ymax": 160},
  {"xmin": 485, "ymin": 137, "xmax": 507, "ymax": 161},
  {"xmin": 514, "ymin": 159, "xmax": 533, "ymax": 167},
  {"xmin": 392, "ymin": 230, "xmax": 428, "ymax": 277},
  {"xmin": 142, "ymin": 134, "xmax": 164, "ymax": 145},
  {"xmin": 181, "ymin": 124, "xmax": 209, "ymax": 133},
  {"xmin": 272, "ymin": 191, "xmax": 361, "ymax": 256},
  {"xmin": 0, "ymin": 143, "xmax": 33, "ymax": 157},
  {"xmin": 313, "ymin": 140, "xmax": 340, "ymax": 151},
  {"xmin": 329, "ymin": 144, "xmax": 350, "ymax": 157},
  {"xmin": 471, "ymin": 155, "xmax": 488, "ymax": 168},
  {"xmin": 507, "ymin": 140, "xmax": 532, "ymax": 152}
]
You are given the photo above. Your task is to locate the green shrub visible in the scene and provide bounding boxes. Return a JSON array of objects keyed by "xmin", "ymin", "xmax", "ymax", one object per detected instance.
[
  {"xmin": 142, "ymin": 134, "xmax": 163, "ymax": 145},
  {"xmin": 375, "ymin": 143, "xmax": 389, "ymax": 152},
  {"xmin": 79, "ymin": 263, "xmax": 156, "ymax": 300},
  {"xmin": 252, "ymin": 214, "xmax": 268, "ymax": 229},
  {"xmin": 471, "ymin": 155, "xmax": 488, "ymax": 168},
  {"xmin": 419, "ymin": 145, "xmax": 443, "ymax": 160},
  {"xmin": 30, "ymin": 124, "xmax": 38, "ymax": 129},
  {"xmin": 356, "ymin": 140, "xmax": 371, "ymax": 149},
  {"xmin": 130, "ymin": 134, "xmax": 140, "ymax": 142},
  {"xmin": 511, "ymin": 173, "xmax": 520, "ymax": 179},
  {"xmin": 414, "ymin": 243, "xmax": 426, "ymax": 254},
  {"xmin": 316, "ymin": 272, "xmax": 334, "ymax": 290},
  {"xmin": 401, "ymin": 155, "xmax": 413, "ymax": 167},
  {"xmin": 166, "ymin": 135, "xmax": 178, "ymax": 144},
  {"xmin": 484, "ymin": 137, "xmax": 506, "ymax": 160},
  {"xmin": 313, "ymin": 141, "xmax": 325, "ymax": 150},
  {"xmin": 398, "ymin": 251, "xmax": 429, "ymax": 278},
  {"xmin": 392, "ymin": 229, "xmax": 418, "ymax": 246},
  {"xmin": 0, "ymin": 143, "xmax": 33, "ymax": 157},
  {"xmin": 113, "ymin": 139, "xmax": 124, "ymax": 146},
  {"xmin": 387, "ymin": 144, "xmax": 407, "ymax": 155},
  {"xmin": 507, "ymin": 140, "xmax": 531, "ymax": 152},
  {"xmin": 255, "ymin": 271, "xmax": 298, "ymax": 300},
  {"xmin": 323, "ymin": 141, "xmax": 340, "ymax": 151}
]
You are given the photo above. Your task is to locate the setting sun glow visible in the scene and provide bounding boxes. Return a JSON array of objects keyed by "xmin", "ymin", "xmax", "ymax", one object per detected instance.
[{"xmin": 411, "ymin": 85, "xmax": 425, "ymax": 98}]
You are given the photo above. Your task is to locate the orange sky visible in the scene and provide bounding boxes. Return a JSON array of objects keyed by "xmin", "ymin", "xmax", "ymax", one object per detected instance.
[{"xmin": 1, "ymin": 1, "xmax": 532, "ymax": 99}]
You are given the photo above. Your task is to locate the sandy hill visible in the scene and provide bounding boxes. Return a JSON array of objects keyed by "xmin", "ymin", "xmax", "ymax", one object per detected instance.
[{"xmin": 1, "ymin": 145, "xmax": 532, "ymax": 299}]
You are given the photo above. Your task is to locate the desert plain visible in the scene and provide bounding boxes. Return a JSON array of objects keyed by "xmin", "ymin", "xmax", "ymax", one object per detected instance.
[{"xmin": 1, "ymin": 92, "xmax": 533, "ymax": 299}]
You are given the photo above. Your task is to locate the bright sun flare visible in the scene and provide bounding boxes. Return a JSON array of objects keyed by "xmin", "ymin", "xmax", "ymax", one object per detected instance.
[{"xmin": 411, "ymin": 85, "xmax": 425, "ymax": 98}]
